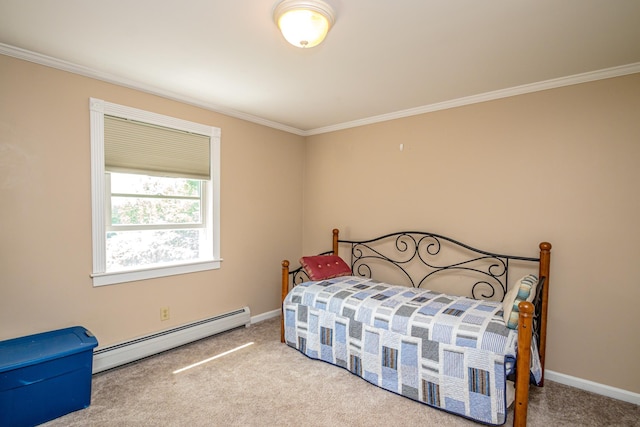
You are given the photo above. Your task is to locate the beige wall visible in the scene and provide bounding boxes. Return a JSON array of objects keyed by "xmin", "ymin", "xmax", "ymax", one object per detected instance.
[
  {"xmin": 2, "ymin": 53, "xmax": 639, "ymax": 396},
  {"xmin": 0, "ymin": 55, "xmax": 304, "ymax": 347},
  {"xmin": 303, "ymin": 74, "xmax": 640, "ymax": 393}
]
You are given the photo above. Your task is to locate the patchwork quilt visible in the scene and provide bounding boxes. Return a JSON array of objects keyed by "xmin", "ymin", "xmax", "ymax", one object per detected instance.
[{"xmin": 283, "ymin": 276, "xmax": 542, "ymax": 426}]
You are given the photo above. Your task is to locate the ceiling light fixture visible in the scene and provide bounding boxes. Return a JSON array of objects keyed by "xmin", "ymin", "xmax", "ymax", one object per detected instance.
[{"xmin": 273, "ymin": 0, "xmax": 336, "ymax": 48}]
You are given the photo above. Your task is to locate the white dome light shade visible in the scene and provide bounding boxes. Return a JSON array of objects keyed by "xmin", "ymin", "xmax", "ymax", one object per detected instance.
[{"xmin": 274, "ymin": 0, "xmax": 335, "ymax": 48}]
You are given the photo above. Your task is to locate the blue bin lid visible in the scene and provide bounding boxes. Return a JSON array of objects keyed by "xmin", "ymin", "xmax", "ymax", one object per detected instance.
[{"xmin": 0, "ymin": 326, "xmax": 98, "ymax": 373}]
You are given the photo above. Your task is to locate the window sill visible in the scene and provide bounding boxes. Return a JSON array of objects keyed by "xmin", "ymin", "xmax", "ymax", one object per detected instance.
[{"xmin": 91, "ymin": 259, "xmax": 222, "ymax": 287}]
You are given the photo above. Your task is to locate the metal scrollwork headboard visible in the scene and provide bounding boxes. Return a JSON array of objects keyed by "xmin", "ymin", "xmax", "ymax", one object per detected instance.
[{"xmin": 342, "ymin": 231, "xmax": 540, "ymax": 302}]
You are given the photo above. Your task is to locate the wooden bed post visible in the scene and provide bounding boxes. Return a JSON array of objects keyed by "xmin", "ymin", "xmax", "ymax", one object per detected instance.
[
  {"xmin": 537, "ymin": 242, "xmax": 552, "ymax": 386},
  {"xmin": 281, "ymin": 260, "xmax": 290, "ymax": 343},
  {"xmin": 332, "ymin": 228, "xmax": 339, "ymax": 255},
  {"xmin": 513, "ymin": 301, "xmax": 534, "ymax": 427}
]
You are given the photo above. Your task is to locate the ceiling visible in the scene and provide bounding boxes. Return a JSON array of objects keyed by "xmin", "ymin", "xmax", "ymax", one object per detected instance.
[{"xmin": 1, "ymin": 0, "xmax": 640, "ymax": 135}]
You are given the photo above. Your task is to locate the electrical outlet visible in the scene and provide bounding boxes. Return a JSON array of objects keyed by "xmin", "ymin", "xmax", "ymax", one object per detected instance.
[{"xmin": 160, "ymin": 307, "xmax": 170, "ymax": 321}]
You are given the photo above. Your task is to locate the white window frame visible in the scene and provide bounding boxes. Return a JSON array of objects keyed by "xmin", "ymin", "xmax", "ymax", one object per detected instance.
[{"xmin": 89, "ymin": 98, "xmax": 221, "ymax": 286}]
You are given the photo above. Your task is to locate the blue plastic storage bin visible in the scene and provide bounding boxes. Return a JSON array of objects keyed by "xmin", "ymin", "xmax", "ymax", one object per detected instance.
[{"xmin": 0, "ymin": 326, "xmax": 98, "ymax": 427}]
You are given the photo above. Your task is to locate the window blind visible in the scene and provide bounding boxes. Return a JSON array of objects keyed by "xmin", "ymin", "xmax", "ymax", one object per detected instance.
[{"xmin": 104, "ymin": 115, "xmax": 211, "ymax": 180}]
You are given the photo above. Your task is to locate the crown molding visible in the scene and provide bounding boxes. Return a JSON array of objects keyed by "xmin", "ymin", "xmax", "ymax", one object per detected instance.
[
  {"xmin": 2, "ymin": 43, "xmax": 638, "ymax": 137},
  {"xmin": 303, "ymin": 62, "xmax": 640, "ymax": 136},
  {"xmin": 0, "ymin": 43, "xmax": 305, "ymax": 136}
]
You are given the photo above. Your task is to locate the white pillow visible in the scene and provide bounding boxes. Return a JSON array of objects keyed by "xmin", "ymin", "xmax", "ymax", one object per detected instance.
[{"xmin": 502, "ymin": 274, "xmax": 538, "ymax": 329}]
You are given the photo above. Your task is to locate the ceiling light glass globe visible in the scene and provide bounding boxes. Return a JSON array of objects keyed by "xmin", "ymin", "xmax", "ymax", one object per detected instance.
[{"xmin": 277, "ymin": 8, "xmax": 330, "ymax": 48}]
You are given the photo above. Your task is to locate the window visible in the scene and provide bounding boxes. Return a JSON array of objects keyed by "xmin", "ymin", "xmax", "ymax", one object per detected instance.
[
  {"xmin": 90, "ymin": 98, "xmax": 221, "ymax": 286},
  {"xmin": 106, "ymin": 173, "xmax": 206, "ymax": 270}
]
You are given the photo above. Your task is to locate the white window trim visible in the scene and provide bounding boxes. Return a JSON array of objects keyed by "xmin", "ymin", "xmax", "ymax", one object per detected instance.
[{"xmin": 89, "ymin": 98, "xmax": 221, "ymax": 286}]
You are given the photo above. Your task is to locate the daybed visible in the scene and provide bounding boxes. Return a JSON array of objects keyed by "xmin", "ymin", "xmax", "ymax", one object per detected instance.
[{"xmin": 281, "ymin": 229, "xmax": 551, "ymax": 426}]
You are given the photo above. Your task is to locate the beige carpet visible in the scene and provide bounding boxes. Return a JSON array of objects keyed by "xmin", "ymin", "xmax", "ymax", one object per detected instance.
[{"xmin": 42, "ymin": 317, "xmax": 638, "ymax": 427}]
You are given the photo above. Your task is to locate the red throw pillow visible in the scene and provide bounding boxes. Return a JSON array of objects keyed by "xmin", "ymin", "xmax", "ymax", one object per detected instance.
[{"xmin": 299, "ymin": 255, "xmax": 352, "ymax": 281}]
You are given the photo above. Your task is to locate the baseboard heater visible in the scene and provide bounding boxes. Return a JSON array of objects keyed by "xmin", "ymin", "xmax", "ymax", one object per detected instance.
[{"xmin": 92, "ymin": 306, "xmax": 251, "ymax": 374}]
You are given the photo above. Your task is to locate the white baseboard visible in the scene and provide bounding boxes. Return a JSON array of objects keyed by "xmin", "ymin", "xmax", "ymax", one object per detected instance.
[
  {"xmin": 545, "ymin": 370, "xmax": 640, "ymax": 405},
  {"xmin": 251, "ymin": 309, "xmax": 280, "ymax": 324}
]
